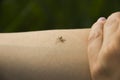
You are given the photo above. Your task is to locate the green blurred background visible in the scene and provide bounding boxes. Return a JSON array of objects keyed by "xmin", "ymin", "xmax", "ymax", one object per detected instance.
[{"xmin": 0, "ymin": 0, "xmax": 120, "ymax": 32}]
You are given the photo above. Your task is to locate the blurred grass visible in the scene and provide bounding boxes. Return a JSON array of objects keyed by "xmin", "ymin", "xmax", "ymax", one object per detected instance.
[{"xmin": 0, "ymin": 0, "xmax": 120, "ymax": 32}]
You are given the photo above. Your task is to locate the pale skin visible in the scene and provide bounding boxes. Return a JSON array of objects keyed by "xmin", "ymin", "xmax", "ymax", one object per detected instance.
[
  {"xmin": 88, "ymin": 12, "xmax": 120, "ymax": 80},
  {"xmin": 1, "ymin": 12, "xmax": 120, "ymax": 80},
  {"xmin": 0, "ymin": 29, "xmax": 91, "ymax": 80}
]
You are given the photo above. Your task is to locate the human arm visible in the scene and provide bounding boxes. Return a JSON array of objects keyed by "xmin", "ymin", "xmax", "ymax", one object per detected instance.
[{"xmin": 0, "ymin": 29, "xmax": 91, "ymax": 80}]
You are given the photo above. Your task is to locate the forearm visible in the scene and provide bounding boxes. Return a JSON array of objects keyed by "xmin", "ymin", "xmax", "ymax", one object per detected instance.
[{"xmin": 0, "ymin": 29, "xmax": 91, "ymax": 80}]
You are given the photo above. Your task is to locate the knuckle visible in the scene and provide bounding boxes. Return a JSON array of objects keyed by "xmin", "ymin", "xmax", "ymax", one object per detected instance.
[
  {"xmin": 112, "ymin": 12, "xmax": 120, "ymax": 16},
  {"xmin": 89, "ymin": 28, "xmax": 102, "ymax": 41},
  {"xmin": 93, "ymin": 30, "xmax": 103, "ymax": 39},
  {"xmin": 110, "ymin": 12, "xmax": 120, "ymax": 20}
]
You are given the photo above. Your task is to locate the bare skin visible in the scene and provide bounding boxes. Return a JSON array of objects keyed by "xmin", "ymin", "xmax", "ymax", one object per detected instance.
[
  {"xmin": 0, "ymin": 29, "xmax": 91, "ymax": 80},
  {"xmin": 88, "ymin": 12, "xmax": 120, "ymax": 80},
  {"xmin": 1, "ymin": 12, "xmax": 120, "ymax": 80}
]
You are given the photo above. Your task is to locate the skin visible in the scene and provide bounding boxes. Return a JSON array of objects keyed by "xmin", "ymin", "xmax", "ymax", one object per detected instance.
[
  {"xmin": 0, "ymin": 29, "xmax": 91, "ymax": 80},
  {"xmin": 88, "ymin": 12, "xmax": 120, "ymax": 80},
  {"xmin": 1, "ymin": 12, "xmax": 120, "ymax": 80}
]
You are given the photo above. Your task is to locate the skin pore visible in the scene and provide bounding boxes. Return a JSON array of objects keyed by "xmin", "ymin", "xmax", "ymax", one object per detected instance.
[{"xmin": 0, "ymin": 29, "xmax": 91, "ymax": 80}]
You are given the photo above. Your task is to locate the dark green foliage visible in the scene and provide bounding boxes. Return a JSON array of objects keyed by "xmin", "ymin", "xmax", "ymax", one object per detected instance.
[{"xmin": 0, "ymin": 0, "xmax": 120, "ymax": 32}]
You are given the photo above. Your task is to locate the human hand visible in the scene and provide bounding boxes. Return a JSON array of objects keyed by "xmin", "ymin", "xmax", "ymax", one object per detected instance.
[{"xmin": 88, "ymin": 12, "xmax": 120, "ymax": 80}]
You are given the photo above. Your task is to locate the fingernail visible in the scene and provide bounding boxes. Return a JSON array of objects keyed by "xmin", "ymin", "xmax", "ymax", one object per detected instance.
[{"xmin": 97, "ymin": 17, "xmax": 106, "ymax": 22}]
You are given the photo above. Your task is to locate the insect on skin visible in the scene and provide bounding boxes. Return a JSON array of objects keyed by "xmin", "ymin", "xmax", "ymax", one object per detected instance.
[{"xmin": 57, "ymin": 36, "xmax": 66, "ymax": 43}]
